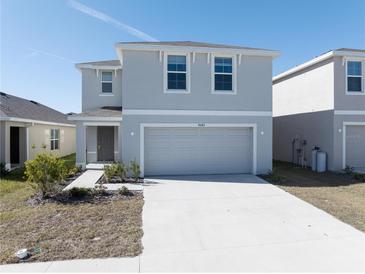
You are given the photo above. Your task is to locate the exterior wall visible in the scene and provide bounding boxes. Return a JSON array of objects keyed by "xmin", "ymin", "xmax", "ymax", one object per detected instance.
[
  {"xmin": 121, "ymin": 115, "xmax": 272, "ymax": 175},
  {"xmin": 333, "ymin": 114, "xmax": 365, "ymax": 170},
  {"xmin": 81, "ymin": 68, "xmax": 122, "ymax": 111},
  {"xmin": 1, "ymin": 121, "xmax": 75, "ymax": 168},
  {"xmin": 122, "ymin": 50, "xmax": 273, "ymax": 111},
  {"xmin": 273, "ymin": 110, "xmax": 334, "ymax": 169},
  {"xmin": 273, "ymin": 58, "xmax": 334, "ymax": 117},
  {"xmin": 28, "ymin": 124, "xmax": 76, "ymax": 160},
  {"xmin": 333, "ymin": 56, "xmax": 365, "ymax": 110},
  {"xmin": 86, "ymin": 126, "xmax": 120, "ymax": 163}
]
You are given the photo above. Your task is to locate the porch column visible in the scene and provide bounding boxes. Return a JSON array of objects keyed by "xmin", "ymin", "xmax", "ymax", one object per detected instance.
[
  {"xmin": 76, "ymin": 122, "xmax": 86, "ymax": 169},
  {"xmin": 117, "ymin": 123, "xmax": 122, "ymax": 162},
  {"xmin": 4, "ymin": 122, "xmax": 11, "ymax": 170}
]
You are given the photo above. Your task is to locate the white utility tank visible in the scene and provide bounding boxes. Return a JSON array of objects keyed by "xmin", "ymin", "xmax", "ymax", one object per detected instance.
[
  {"xmin": 311, "ymin": 149, "xmax": 318, "ymax": 171},
  {"xmin": 316, "ymin": 151, "xmax": 327, "ymax": 172}
]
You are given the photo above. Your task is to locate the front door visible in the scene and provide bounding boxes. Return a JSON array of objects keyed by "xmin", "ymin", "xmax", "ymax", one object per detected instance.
[
  {"xmin": 10, "ymin": 127, "xmax": 20, "ymax": 164},
  {"xmin": 97, "ymin": 126, "xmax": 114, "ymax": 161}
]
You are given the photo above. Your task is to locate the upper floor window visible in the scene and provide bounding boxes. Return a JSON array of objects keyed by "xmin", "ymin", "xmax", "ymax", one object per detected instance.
[
  {"xmin": 167, "ymin": 55, "xmax": 187, "ymax": 90},
  {"xmin": 50, "ymin": 129, "xmax": 59, "ymax": 150},
  {"xmin": 101, "ymin": 71, "xmax": 113, "ymax": 93},
  {"xmin": 347, "ymin": 61, "xmax": 363, "ymax": 93},
  {"xmin": 212, "ymin": 56, "xmax": 236, "ymax": 94}
]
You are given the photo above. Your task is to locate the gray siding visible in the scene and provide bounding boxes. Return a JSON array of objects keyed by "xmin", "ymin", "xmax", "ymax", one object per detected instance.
[
  {"xmin": 81, "ymin": 69, "xmax": 122, "ymax": 111},
  {"xmin": 273, "ymin": 110, "xmax": 334, "ymax": 169},
  {"xmin": 122, "ymin": 50, "xmax": 272, "ymax": 111},
  {"xmin": 333, "ymin": 56, "xmax": 365, "ymax": 111}
]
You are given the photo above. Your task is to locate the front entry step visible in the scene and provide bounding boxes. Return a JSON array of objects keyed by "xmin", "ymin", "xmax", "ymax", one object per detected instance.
[
  {"xmin": 63, "ymin": 170, "xmax": 104, "ymax": 191},
  {"xmin": 86, "ymin": 163, "xmax": 110, "ymax": 170}
]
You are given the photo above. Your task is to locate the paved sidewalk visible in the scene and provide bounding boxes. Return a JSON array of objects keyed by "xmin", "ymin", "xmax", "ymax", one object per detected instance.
[{"xmin": 63, "ymin": 170, "xmax": 104, "ymax": 191}]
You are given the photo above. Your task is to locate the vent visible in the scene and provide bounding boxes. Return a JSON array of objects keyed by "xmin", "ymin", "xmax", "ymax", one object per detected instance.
[
  {"xmin": 0, "ymin": 92, "xmax": 7, "ymax": 97},
  {"xmin": 29, "ymin": 100, "xmax": 39, "ymax": 105}
]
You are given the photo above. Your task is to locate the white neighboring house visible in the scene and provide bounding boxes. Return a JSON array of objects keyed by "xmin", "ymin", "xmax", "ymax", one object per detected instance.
[
  {"xmin": 69, "ymin": 41, "xmax": 280, "ymax": 176},
  {"xmin": 0, "ymin": 92, "xmax": 76, "ymax": 170},
  {"xmin": 273, "ymin": 48, "xmax": 365, "ymax": 172}
]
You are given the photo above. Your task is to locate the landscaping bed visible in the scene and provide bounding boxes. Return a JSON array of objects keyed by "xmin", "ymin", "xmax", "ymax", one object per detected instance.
[
  {"xmin": 0, "ymin": 154, "xmax": 144, "ymax": 264},
  {"xmin": 261, "ymin": 161, "xmax": 365, "ymax": 232}
]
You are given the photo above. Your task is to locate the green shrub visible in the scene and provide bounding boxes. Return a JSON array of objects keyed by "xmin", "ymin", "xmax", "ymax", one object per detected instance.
[
  {"xmin": 344, "ymin": 165, "xmax": 354, "ymax": 175},
  {"xmin": 119, "ymin": 186, "xmax": 132, "ymax": 196},
  {"xmin": 69, "ymin": 187, "xmax": 91, "ymax": 198},
  {"xmin": 0, "ymin": 162, "xmax": 9, "ymax": 176},
  {"xmin": 104, "ymin": 162, "xmax": 127, "ymax": 181},
  {"xmin": 67, "ymin": 165, "xmax": 81, "ymax": 177},
  {"xmin": 353, "ymin": 172, "xmax": 365, "ymax": 181},
  {"xmin": 129, "ymin": 160, "xmax": 141, "ymax": 183},
  {"xmin": 25, "ymin": 153, "xmax": 67, "ymax": 198}
]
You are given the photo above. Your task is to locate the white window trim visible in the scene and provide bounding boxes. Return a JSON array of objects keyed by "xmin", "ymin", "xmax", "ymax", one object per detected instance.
[
  {"xmin": 50, "ymin": 128, "xmax": 60, "ymax": 151},
  {"xmin": 211, "ymin": 54, "xmax": 237, "ymax": 95},
  {"xmin": 345, "ymin": 59, "xmax": 365, "ymax": 95},
  {"xmin": 163, "ymin": 52, "xmax": 191, "ymax": 94},
  {"xmin": 101, "ymin": 71, "xmax": 114, "ymax": 95}
]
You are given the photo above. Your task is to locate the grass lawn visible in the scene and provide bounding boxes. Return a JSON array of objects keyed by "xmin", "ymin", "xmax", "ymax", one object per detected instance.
[
  {"xmin": 0, "ymin": 153, "xmax": 144, "ymax": 264},
  {"xmin": 261, "ymin": 161, "xmax": 365, "ymax": 233}
]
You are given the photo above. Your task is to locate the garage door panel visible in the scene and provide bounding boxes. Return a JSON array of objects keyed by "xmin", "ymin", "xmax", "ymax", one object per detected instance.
[
  {"xmin": 346, "ymin": 126, "xmax": 365, "ymax": 168},
  {"xmin": 144, "ymin": 127, "xmax": 253, "ymax": 176}
]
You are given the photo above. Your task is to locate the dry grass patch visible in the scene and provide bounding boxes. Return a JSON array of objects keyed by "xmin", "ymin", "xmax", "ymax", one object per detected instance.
[
  {"xmin": 261, "ymin": 161, "xmax": 365, "ymax": 232},
  {"xmin": 0, "ymin": 179, "xmax": 143, "ymax": 264}
]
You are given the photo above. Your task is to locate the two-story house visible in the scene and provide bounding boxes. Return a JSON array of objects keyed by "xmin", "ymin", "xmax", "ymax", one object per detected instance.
[
  {"xmin": 69, "ymin": 41, "xmax": 279, "ymax": 176},
  {"xmin": 273, "ymin": 48, "xmax": 365, "ymax": 172}
]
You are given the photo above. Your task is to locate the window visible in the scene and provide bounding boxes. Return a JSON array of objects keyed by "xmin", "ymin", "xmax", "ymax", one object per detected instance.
[
  {"xmin": 213, "ymin": 57, "xmax": 235, "ymax": 93},
  {"xmin": 101, "ymin": 71, "xmax": 113, "ymax": 93},
  {"xmin": 347, "ymin": 61, "xmax": 363, "ymax": 93},
  {"xmin": 50, "ymin": 129, "xmax": 59, "ymax": 150},
  {"xmin": 167, "ymin": 55, "xmax": 187, "ymax": 91}
]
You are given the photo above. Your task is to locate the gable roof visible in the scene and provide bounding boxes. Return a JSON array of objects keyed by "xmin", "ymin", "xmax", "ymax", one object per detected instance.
[
  {"xmin": 116, "ymin": 40, "xmax": 280, "ymax": 57},
  {"xmin": 117, "ymin": 41, "xmax": 271, "ymax": 51},
  {"xmin": 0, "ymin": 92, "xmax": 73, "ymax": 125},
  {"xmin": 273, "ymin": 48, "xmax": 365, "ymax": 83}
]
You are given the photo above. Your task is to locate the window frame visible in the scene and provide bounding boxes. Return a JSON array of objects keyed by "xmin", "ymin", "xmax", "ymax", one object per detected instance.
[
  {"xmin": 100, "ymin": 71, "xmax": 114, "ymax": 96},
  {"xmin": 163, "ymin": 52, "xmax": 191, "ymax": 94},
  {"xmin": 345, "ymin": 59, "xmax": 365, "ymax": 95},
  {"xmin": 50, "ymin": 128, "xmax": 60, "ymax": 151},
  {"xmin": 211, "ymin": 54, "xmax": 237, "ymax": 95}
]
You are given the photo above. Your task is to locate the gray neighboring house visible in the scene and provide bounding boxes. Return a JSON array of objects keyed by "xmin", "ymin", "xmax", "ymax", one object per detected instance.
[
  {"xmin": 69, "ymin": 41, "xmax": 279, "ymax": 176},
  {"xmin": 0, "ymin": 92, "xmax": 76, "ymax": 169},
  {"xmin": 273, "ymin": 48, "xmax": 365, "ymax": 172}
]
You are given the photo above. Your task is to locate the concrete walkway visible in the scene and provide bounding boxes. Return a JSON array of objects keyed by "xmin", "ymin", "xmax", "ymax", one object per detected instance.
[
  {"xmin": 2, "ymin": 174, "xmax": 364, "ymax": 272},
  {"xmin": 63, "ymin": 170, "xmax": 104, "ymax": 191}
]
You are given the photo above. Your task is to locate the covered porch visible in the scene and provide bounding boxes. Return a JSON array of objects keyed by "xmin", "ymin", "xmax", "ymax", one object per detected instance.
[{"xmin": 68, "ymin": 107, "xmax": 122, "ymax": 169}]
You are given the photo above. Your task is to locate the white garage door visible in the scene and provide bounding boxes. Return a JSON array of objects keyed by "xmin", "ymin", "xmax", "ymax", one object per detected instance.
[
  {"xmin": 144, "ymin": 127, "xmax": 253, "ymax": 176},
  {"xmin": 346, "ymin": 125, "xmax": 365, "ymax": 168}
]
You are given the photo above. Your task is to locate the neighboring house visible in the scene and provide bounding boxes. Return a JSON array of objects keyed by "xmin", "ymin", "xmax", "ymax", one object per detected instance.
[
  {"xmin": 273, "ymin": 48, "xmax": 365, "ymax": 172},
  {"xmin": 0, "ymin": 92, "xmax": 76, "ymax": 169},
  {"xmin": 69, "ymin": 41, "xmax": 279, "ymax": 176}
]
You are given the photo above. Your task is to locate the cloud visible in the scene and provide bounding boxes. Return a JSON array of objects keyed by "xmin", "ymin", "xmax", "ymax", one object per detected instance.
[
  {"xmin": 25, "ymin": 47, "xmax": 74, "ymax": 62},
  {"xmin": 68, "ymin": 0, "xmax": 158, "ymax": 42}
]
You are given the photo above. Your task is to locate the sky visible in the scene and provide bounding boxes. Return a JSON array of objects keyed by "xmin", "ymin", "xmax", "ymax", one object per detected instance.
[{"xmin": 1, "ymin": 0, "xmax": 364, "ymax": 113}]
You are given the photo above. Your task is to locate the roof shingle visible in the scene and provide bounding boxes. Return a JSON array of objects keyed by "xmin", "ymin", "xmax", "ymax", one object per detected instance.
[{"xmin": 0, "ymin": 92, "xmax": 73, "ymax": 125}]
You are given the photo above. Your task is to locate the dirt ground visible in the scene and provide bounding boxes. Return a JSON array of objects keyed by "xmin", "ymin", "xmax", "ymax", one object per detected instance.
[
  {"xmin": 261, "ymin": 161, "xmax": 365, "ymax": 233},
  {"xmin": 0, "ymin": 180, "xmax": 144, "ymax": 264}
]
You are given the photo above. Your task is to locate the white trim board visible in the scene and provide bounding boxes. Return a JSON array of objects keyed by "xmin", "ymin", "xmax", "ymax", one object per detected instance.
[
  {"xmin": 0, "ymin": 117, "xmax": 75, "ymax": 127},
  {"xmin": 123, "ymin": 109, "xmax": 272, "ymax": 116},
  {"xmin": 342, "ymin": 122, "xmax": 365, "ymax": 169},
  {"xmin": 68, "ymin": 116, "xmax": 122, "ymax": 121},
  {"xmin": 139, "ymin": 123, "xmax": 257, "ymax": 177},
  {"xmin": 335, "ymin": 110, "xmax": 365, "ymax": 115},
  {"xmin": 83, "ymin": 122, "xmax": 121, "ymax": 126}
]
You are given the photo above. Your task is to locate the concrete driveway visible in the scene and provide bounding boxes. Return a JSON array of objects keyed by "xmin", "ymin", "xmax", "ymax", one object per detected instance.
[{"xmin": 141, "ymin": 174, "xmax": 365, "ymax": 272}]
